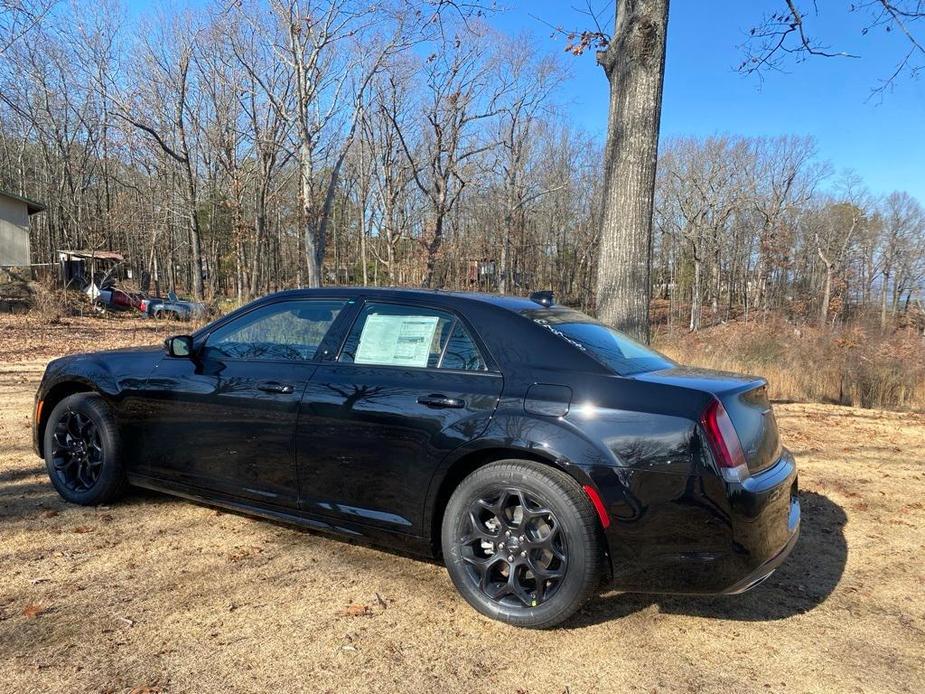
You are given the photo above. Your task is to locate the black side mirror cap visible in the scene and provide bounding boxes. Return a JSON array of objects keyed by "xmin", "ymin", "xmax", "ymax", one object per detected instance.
[{"xmin": 165, "ymin": 335, "xmax": 194, "ymax": 358}]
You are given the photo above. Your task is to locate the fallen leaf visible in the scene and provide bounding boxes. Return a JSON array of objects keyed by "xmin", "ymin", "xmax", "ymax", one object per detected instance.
[
  {"xmin": 343, "ymin": 604, "xmax": 371, "ymax": 617},
  {"xmin": 73, "ymin": 526, "xmax": 94, "ymax": 534},
  {"xmin": 22, "ymin": 602, "xmax": 45, "ymax": 618}
]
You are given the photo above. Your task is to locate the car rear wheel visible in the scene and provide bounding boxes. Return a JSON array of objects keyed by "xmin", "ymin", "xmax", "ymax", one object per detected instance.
[
  {"xmin": 441, "ymin": 460, "xmax": 604, "ymax": 628},
  {"xmin": 43, "ymin": 393, "xmax": 128, "ymax": 505}
]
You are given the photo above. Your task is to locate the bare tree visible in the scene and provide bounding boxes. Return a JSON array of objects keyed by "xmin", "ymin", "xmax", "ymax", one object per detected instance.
[
  {"xmin": 111, "ymin": 15, "xmax": 207, "ymax": 299},
  {"xmin": 587, "ymin": 0, "xmax": 669, "ymax": 342},
  {"xmin": 660, "ymin": 137, "xmax": 744, "ymax": 331},
  {"xmin": 741, "ymin": 1, "xmax": 924, "ymax": 96},
  {"xmin": 748, "ymin": 136, "xmax": 826, "ymax": 320},
  {"xmin": 249, "ymin": 0, "xmax": 424, "ymax": 287},
  {"xmin": 389, "ymin": 24, "xmax": 508, "ymax": 287},
  {"xmin": 365, "ymin": 70, "xmax": 415, "ymax": 284},
  {"xmin": 0, "ymin": 0, "xmax": 56, "ymax": 56},
  {"xmin": 493, "ymin": 35, "xmax": 563, "ymax": 294},
  {"xmin": 878, "ymin": 192, "xmax": 925, "ymax": 330},
  {"xmin": 812, "ymin": 175, "xmax": 869, "ymax": 327}
]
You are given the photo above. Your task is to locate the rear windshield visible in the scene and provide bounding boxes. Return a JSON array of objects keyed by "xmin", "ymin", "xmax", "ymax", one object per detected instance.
[{"xmin": 523, "ymin": 307, "xmax": 673, "ymax": 376}]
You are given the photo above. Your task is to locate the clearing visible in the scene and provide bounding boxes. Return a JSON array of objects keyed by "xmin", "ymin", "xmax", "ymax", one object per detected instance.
[{"xmin": 1, "ymin": 316, "xmax": 923, "ymax": 693}]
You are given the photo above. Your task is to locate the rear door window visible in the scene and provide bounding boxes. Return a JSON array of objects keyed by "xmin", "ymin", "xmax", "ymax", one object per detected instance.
[
  {"xmin": 440, "ymin": 322, "xmax": 487, "ymax": 371},
  {"xmin": 339, "ymin": 302, "xmax": 486, "ymax": 371}
]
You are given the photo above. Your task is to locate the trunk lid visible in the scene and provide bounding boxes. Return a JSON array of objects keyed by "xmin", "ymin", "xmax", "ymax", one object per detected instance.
[{"xmin": 633, "ymin": 366, "xmax": 782, "ymax": 475}]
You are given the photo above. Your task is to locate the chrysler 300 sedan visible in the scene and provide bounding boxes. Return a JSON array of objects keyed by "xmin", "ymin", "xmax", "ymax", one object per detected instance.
[{"xmin": 33, "ymin": 288, "xmax": 800, "ymax": 628}]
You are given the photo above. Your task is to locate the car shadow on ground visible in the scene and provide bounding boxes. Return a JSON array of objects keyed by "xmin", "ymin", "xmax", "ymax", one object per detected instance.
[
  {"xmin": 3, "ymin": 465, "xmax": 848, "ymax": 629},
  {"xmin": 570, "ymin": 491, "xmax": 848, "ymax": 627}
]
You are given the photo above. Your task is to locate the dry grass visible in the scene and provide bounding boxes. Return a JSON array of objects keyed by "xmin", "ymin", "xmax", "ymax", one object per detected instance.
[
  {"xmin": 657, "ymin": 319, "xmax": 925, "ymax": 412},
  {"xmin": 0, "ymin": 313, "xmax": 207, "ymax": 364},
  {"xmin": 1, "ymin": 317, "xmax": 924, "ymax": 693}
]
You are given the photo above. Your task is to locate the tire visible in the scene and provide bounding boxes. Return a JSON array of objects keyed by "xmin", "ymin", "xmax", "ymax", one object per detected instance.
[
  {"xmin": 43, "ymin": 393, "xmax": 128, "ymax": 505},
  {"xmin": 441, "ymin": 459, "xmax": 604, "ymax": 628}
]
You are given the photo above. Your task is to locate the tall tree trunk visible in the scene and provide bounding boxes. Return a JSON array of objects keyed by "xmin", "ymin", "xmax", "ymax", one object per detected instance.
[
  {"xmin": 595, "ymin": 0, "xmax": 669, "ymax": 343},
  {"xmin": 303, "ymin": 214, "xmax": 323, "ymax": 288},
  {"xmin": 250, "ymin": 206, "xmax": 266, "ymax": 299},
  {"xmin": 690, "ymin": 249, "xmax": 701, "ymax": 331},
  {"xmin": 359, "ymin": 205, "xmax": 369, "ymax": 285},
  {"xmin": 499, "ymin": 211, "xmax": 512, "ymax": 294},
  {"xmin": 387, "ymin": 229, "xmax": 395, "ymax": 283},
  {"xmin": 300, "ymin": 146, "xmax": 323, "ymax": 288},
  {"xmin": 820, "ymin": 262, "xmax": 833, "ymax": 328},
  {"xmin": 422, "ymin": 212, "xmax": 445, "ymax": 288},
  {"xmin": 880, "ymin": 268, "xmax": 890, "ymax": 332},
  {"xmin": 177, "ymin": 97, "xmax": 204, "ymax": 299}
]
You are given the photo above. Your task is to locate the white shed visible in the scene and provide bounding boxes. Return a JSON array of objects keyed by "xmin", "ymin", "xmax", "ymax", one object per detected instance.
[{"xmin": 0, "ymin": 190, "xmax": 45, "ymax": 267}]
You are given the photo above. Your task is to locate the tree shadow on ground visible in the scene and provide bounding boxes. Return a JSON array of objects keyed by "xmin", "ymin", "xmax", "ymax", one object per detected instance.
[
  {"xmin": 0, "ymin": 465, "xmax": 44, "ymax": 483},
  {"xmin": 570, "ymin": 491, "xmax": 847, "ymax": 627}
]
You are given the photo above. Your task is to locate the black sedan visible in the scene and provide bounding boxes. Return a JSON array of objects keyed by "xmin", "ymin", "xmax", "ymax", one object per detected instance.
[{"xmin": 33, "ymin": 288, "xmax": 800, "ymax": 628}]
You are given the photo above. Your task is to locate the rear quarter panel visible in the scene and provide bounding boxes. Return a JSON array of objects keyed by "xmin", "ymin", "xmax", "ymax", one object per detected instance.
[{"xmin": 424, "ymin": 370, "xmax": 729, "ymax": 584}]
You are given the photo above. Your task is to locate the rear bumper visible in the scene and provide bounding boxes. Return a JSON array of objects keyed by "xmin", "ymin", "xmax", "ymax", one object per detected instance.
[
  {"xmin": 597, "ymin": 448, "xmax": 800, "ymax": 594},
  {"xmin": 722, "ymin": 516, "xmax": 800, "ymax": 594}
]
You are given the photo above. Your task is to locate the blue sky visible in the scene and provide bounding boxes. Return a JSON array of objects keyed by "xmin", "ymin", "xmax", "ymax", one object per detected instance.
[
  {"xmin": 495, "ymin": 1, "xmax": 924, "ymax": 202},
  {"xmin": 127, "ymin": 1, "xmax": 923, "ymax": 201}
]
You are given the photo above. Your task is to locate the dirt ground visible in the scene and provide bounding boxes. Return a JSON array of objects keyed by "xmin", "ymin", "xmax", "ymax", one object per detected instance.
[{"xmin": 1, "ymin": 316, "xmax": 924, "ymax": 694}]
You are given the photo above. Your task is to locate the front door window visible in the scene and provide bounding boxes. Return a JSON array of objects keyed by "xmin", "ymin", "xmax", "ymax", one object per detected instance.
[{"xmin": 205, "ymin": 300, "xmax": 345, "ymax": 362}]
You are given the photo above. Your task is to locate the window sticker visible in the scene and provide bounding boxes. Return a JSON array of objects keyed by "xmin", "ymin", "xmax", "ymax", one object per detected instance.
[{"xmin": 355, "ymin": 314, "xmax": 440, "ymax": 367}]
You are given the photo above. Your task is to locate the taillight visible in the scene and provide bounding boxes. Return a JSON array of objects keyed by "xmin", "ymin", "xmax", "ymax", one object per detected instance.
[{"xmin": 701, "ymin": 398, "xmax": 749, "ymax": 482}]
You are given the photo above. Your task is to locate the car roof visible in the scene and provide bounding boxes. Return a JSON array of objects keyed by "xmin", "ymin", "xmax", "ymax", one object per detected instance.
[{"xmin": 261, "ymin": 286, "xmax": 547, "ymax": 314}]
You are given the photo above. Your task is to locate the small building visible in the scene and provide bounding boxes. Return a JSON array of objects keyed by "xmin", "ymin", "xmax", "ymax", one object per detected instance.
[
  {"xmin": 0, "ymin": 190, "xmax": 45, "ymax": 267},
  {"xmin": 57, "ymin": 249, "xmax": 126, "ymax": 289}
]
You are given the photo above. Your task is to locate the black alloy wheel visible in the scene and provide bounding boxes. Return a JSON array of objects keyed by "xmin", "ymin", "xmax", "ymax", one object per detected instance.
[
  {"xmin": 50, "ymin": 409, "xmax": 104, "ymax": 493},
  {"xmin": 43, "ymin": 393, "xmax": 128, "ymax": 506},
  {"xmin": 442, "ymin": 460, "xmax": 603, "ymax": 628},
  {"xmin": 459, "ymin": 488, "xmax": 567, "ymax": 608}
]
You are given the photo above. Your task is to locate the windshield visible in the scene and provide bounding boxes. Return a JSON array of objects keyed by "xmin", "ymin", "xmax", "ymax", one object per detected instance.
[{"xmin": 524, "ymin": 307, "xmax": 673, "ymax": 376}]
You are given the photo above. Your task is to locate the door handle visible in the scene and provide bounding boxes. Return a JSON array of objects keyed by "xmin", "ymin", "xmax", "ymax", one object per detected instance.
[
  {"xmin": 417, "ymin": 394, "xmax": 465, "ymax": 409},
  {"xmin": 257, "ymin": 381, "xmax": 295, "ymax": 394}
]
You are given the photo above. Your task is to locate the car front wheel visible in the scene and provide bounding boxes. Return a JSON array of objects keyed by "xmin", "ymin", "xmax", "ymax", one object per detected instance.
[
  {"xmin": 43, "ymin": 393, "xmax": 128, "ymax": 505},
  {"xmin": 441, "ymin": 459, "xmax": 604, "ymax": 628}
]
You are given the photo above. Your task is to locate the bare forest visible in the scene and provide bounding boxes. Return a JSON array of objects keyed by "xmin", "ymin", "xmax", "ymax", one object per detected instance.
[{"xmin": 2, "ymin": 0, "xmax": 925, "ymax": 408}]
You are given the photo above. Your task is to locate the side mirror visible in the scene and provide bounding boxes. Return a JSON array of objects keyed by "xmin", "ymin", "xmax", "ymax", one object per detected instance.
[{"xmin": 165, "ymin": 335, "xmax": 194, "ymax": 358}]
